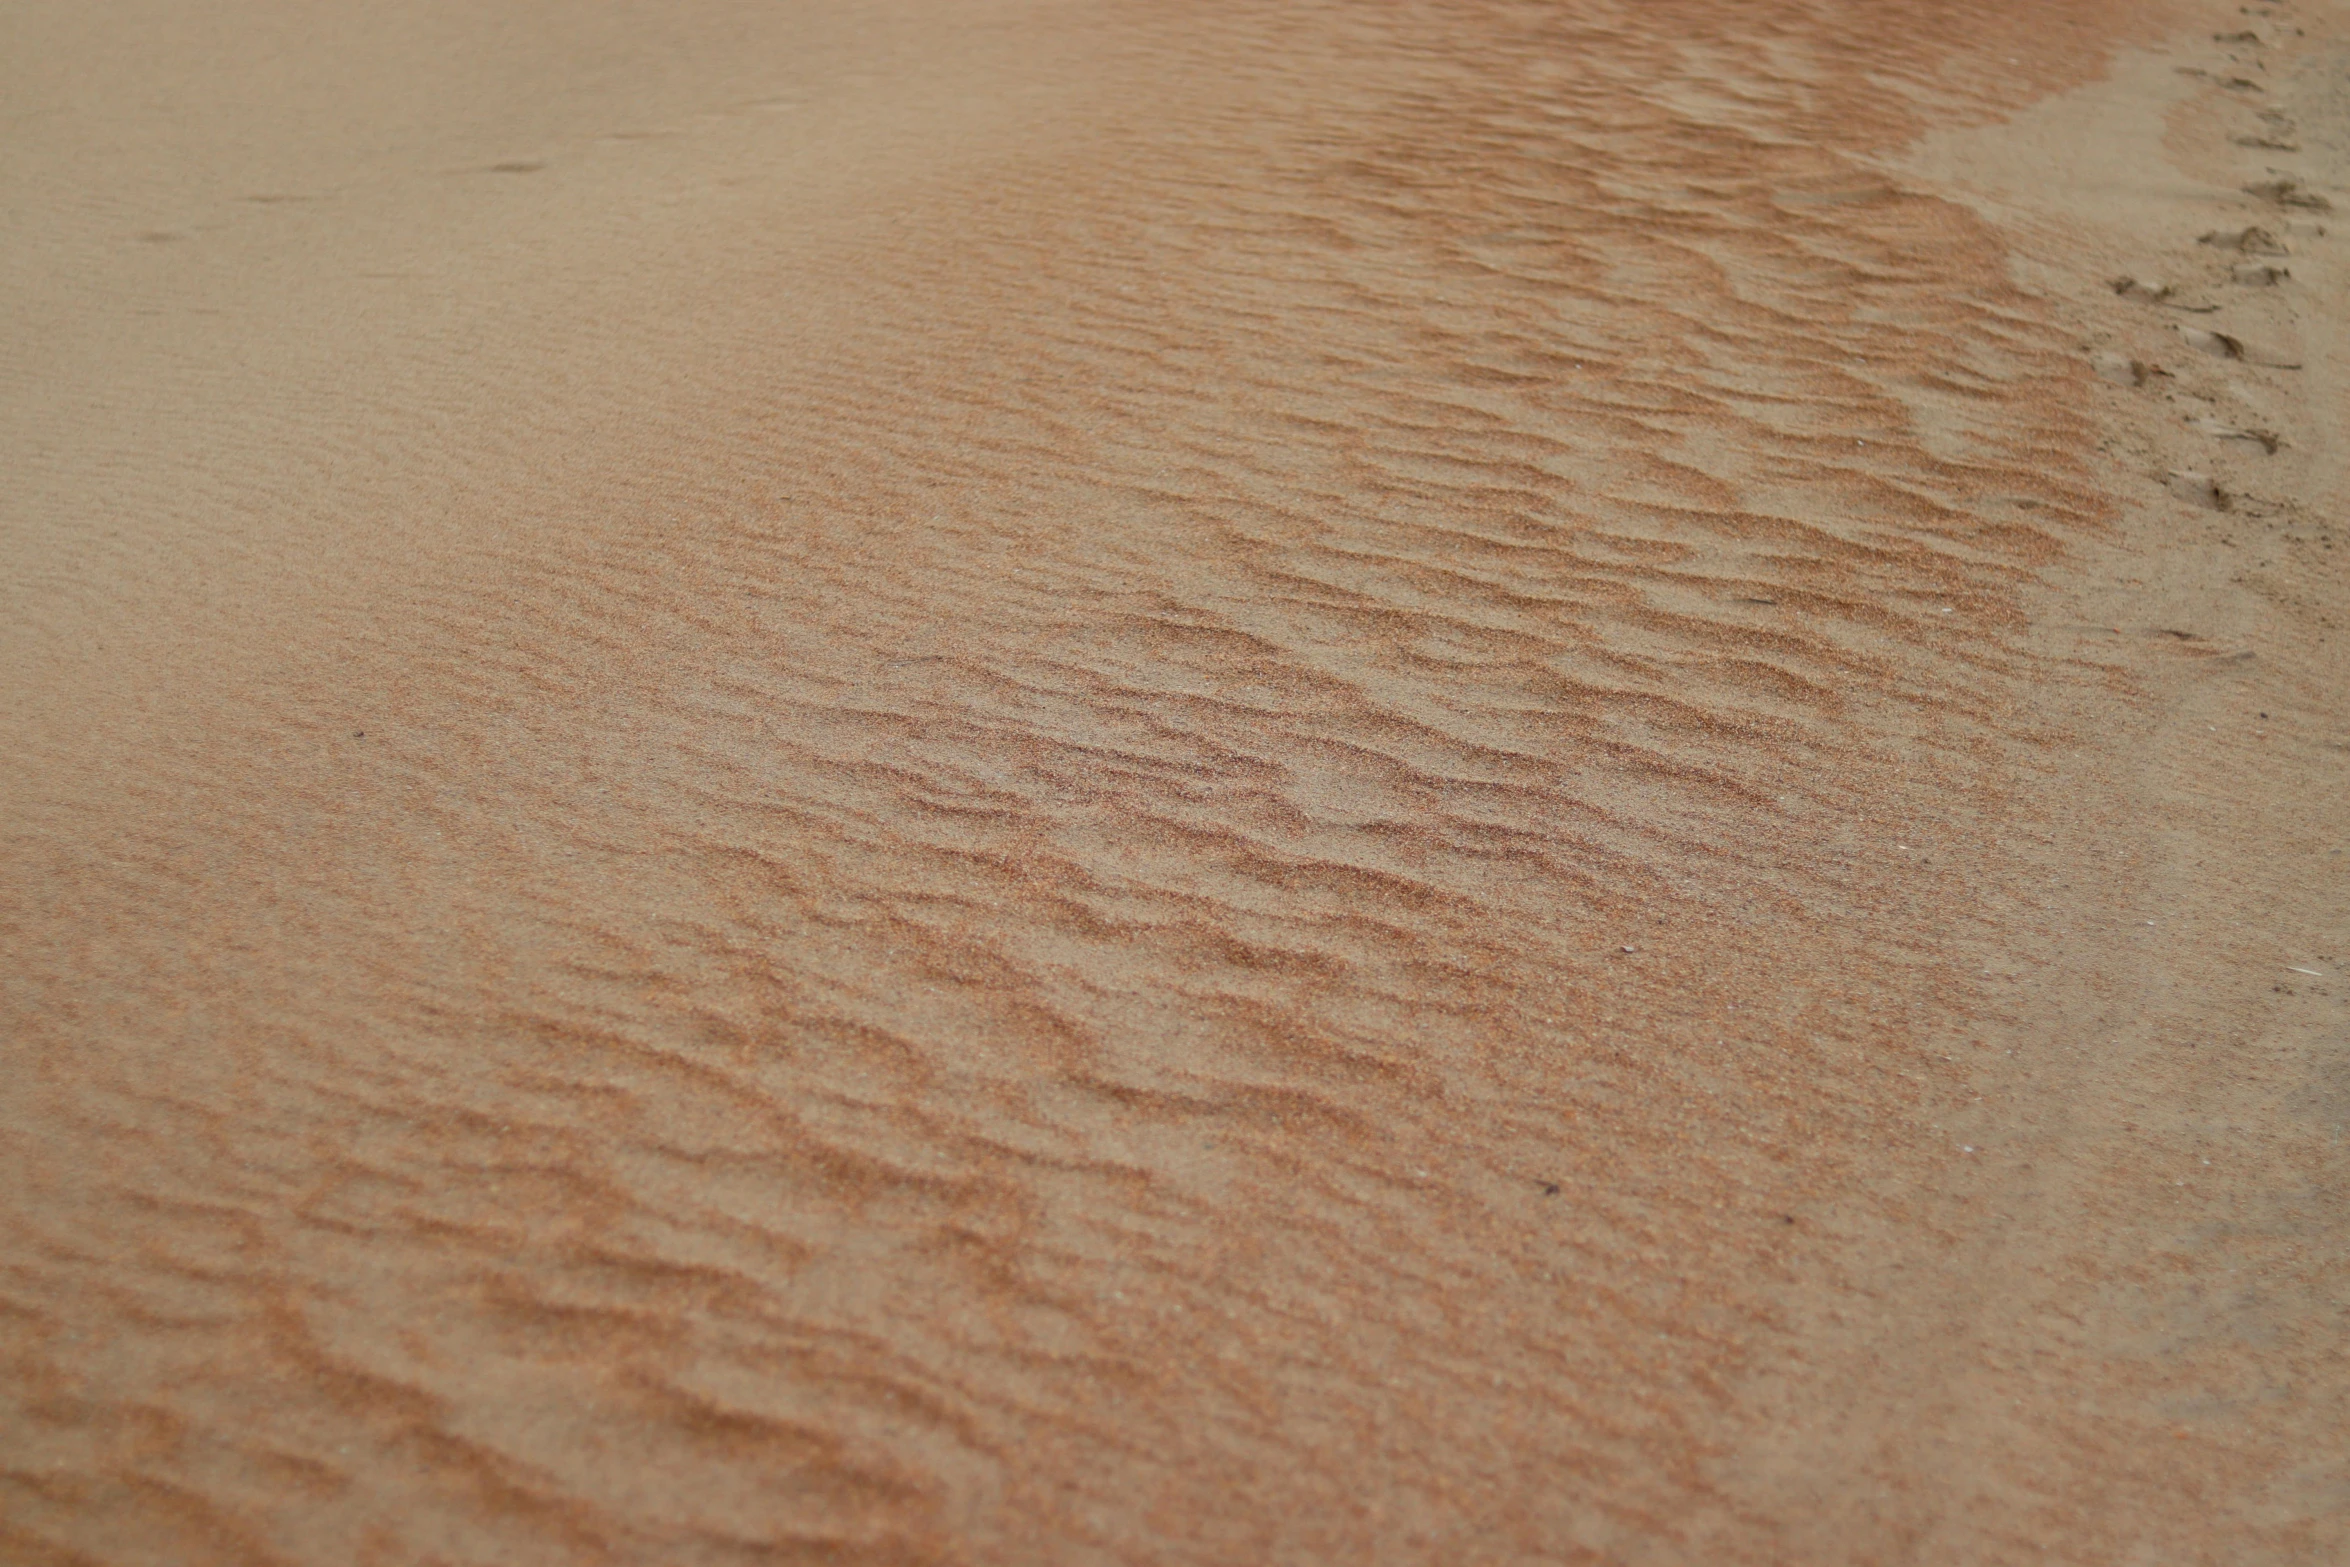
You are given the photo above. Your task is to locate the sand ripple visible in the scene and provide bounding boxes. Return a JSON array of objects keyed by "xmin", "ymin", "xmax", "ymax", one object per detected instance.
[{"xmin": 0, "ymin": 1, "xmax": 2180, "ymax": 1560}]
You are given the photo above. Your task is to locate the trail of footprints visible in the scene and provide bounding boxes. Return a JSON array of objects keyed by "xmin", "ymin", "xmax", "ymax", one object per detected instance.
[{"xmin": 2105, "ymin": 4, "xmax": 2334, "ymax": 523}]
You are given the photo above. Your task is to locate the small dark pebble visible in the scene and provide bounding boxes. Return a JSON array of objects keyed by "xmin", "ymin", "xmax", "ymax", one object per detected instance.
[{"xmin": 1542, "ymin": 1182, "xmax": 1561, "ymax": 1197}]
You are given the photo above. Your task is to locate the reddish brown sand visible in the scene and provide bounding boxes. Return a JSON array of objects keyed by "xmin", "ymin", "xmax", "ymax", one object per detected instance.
[{"xmin": 3, "ymin": 1, "xmax": 2345, "ymax": 1562}]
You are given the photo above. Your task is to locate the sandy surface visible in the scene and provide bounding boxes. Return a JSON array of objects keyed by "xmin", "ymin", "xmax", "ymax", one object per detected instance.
[{"xmin": 3, "ymin": 1, "xmax": 2345, "ymax": 1562}]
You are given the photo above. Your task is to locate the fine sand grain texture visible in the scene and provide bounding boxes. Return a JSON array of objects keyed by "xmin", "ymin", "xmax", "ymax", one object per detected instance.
[{"xmin": 2, "ymin": 1, "xmax": 2344, "ymax": 1563}]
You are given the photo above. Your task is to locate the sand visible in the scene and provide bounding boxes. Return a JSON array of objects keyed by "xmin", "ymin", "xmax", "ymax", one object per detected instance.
[{"xmin": 2, "ymin": 0, "xmax": 2344, "ymax": 1561}]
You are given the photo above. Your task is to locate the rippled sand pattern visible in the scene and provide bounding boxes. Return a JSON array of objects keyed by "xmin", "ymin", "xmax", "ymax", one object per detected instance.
[{"xmin": 3, "ymin": 1, "xmax": 2173, "ymax": 1561}]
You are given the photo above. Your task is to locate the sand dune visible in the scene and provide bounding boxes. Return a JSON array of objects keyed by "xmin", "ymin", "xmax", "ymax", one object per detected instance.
[{"xmin": 3, "ymin": 1, "xmax": 2345, "ymax": 1562}]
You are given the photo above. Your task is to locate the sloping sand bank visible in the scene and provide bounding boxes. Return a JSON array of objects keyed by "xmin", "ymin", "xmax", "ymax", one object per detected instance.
[{"xmin": 3, "ymin": 1, "xmax": 2343, "ymax": 1561}]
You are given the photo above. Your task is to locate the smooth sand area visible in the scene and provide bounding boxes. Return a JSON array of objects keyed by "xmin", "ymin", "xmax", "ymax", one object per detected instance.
[{"xmin": 4, "ymin": 1, "xmax": 2344, "ymax": 1561}]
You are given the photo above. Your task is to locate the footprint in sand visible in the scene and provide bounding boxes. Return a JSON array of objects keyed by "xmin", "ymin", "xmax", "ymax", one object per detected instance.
[
  {"xmin": 2110, "ymin": 274, "xmax": 2218, "ymax": 312},
  {"xmin": 2179, "ymin": 326, "xmax": 2243, "ymax": 359},
  {"xmin": 2201, "ymin": 224, "xmax": 2289, "ymax": 255},
  {"xmin": 2231, "ymin": 262, "xmax": 2289, "ymax": 286},
  {"xmin": 2188, "ymin": 415, "xmax": 2279, "ymax": 453},
  {"xmin": 2243, "ymin": 176, "xmax": 2332, "ymax": 211},
  {"xmin": 2174, "ymin": 66, "xmax": 2262, "ymax": 89},
  {"xmin": 2180, "ymin": 325, "xmax": 2302, "ymax": 368},
  {"xmin": 2092, "ymin": 350, "xmax": 2150, "ymax": 387},
  {"xmin": 2234, "ymin": 112, "xmax": 2299, "ymax": 150},
  {"xmin": 2167, "ymin": 471, "xmax": 2228, "ymax": 510}
]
